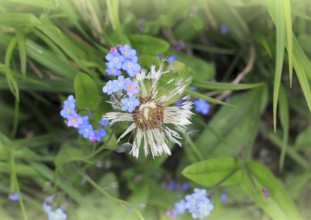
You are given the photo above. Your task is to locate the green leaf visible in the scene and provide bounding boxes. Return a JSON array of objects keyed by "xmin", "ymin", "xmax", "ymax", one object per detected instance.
[
  {"xmin": 138, "ymin": 55, "xmax": 162, "ymax": 68},
  {"xmin": 243, "ymin": 160, "xmax": 302, "ymax": 220},
  {"xmin": 0, "ymin": 13, "xmax": 40, "ymax": 26},
  {"xmin": 171, "ymin": 51, "xmax": 215, "ymax": 82},
  {"xmin": 182, "ymin": 157, "xmax": 244, "ymax": 187},
  {"xmin": 74, "ymin": 73, "xmax": 100, "ymax": 110},
  {"xmin": 106, "ymin": 0, "xmax": 120, "ymax": 30},
  {"xmin": 129, "ymin": 34, "xmax": 170, "ymax": 55},
  {"xmin": 283, "ymin": 0, "xmax": 293, "ymax": 85},
  {"xmin": 26, "ymin": 40, "xmax": 77, "ymax": 79},
  {"xmin": 297, "ymin": 34, "xmax": 311, "ymax": 55},
  {"xmin": 3, "ymin": 0, "xmax": 57, "ymax": 9},
  {"xmin": 278, "ymin": 85, "xmax": 289, "ymax": 171},
  {"xmin": 16, "ymin": 29, "xmax": 27, "ymax": 76},
  {"xmin": 185, "ymin": 89, "xmax": 233, "ymax": 107},
  {"xmin": 194, "ymin": 87, "xmax": 268, "ymax": 158},
  {"xmin": 273, "ymin": 0, "xmax": 286, "ymax": 131},
  {"xmin": 54, "ymin": 144, "xmax": 91, "ymax": 168},
  {"xmin": 294, "ymin": 125, "xmax": 311, "ymax": 150},
  {"xmin": 4, "ymin": 37, "xmax": 19, "ymax": 100},
  {"xmin": 192, "ymin": 81, "xmax": 264, "ymax": 90}
]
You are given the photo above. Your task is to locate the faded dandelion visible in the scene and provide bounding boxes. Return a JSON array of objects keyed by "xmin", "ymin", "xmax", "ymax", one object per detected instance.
[{"xmin": 104, "ymin": 65, "xmax": 193, "ymax": 158}]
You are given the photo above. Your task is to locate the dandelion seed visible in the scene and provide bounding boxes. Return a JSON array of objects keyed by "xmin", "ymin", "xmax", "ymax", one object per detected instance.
[{"xmin": 104, "ymin": 66, "xmax": 193, "ymax": 158}]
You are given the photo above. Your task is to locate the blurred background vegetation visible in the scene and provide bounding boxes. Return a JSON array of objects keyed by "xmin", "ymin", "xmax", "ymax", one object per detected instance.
[{"xmin": 0, "ymin": 0, "xmax": 311, "ymax": 219}]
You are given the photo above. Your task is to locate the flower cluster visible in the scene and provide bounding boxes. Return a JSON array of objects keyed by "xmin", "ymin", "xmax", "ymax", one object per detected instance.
[
  {"xmin": 168, "ymin": 188, "xmax": 214, "ymax": 219},
  {"xmin": 102, "ymin": 75, "xmax": 140, "ymax": 113},
  {"xmin": 60, "ymin": 95, "xmax": 108, "ymax": 142},
  {"xmin": 105, "ymin": 44, "xmax": 141, "ymax": 77},
  {"xmin": 43, "ymin": 196, "xmax": 67, "ymax": 220}
]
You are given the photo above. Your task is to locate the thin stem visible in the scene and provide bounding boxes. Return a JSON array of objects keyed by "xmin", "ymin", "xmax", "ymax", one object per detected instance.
[
  {"xmin": 10, "ymin": 150, "xmax": 29, "ymax": 220},
  {"xmin": 183, "ymin": 133, "xmax": 204, "ymax": 161},
  {"xmin": 217, "ymin": 41, "xmax": 256, "ymax": 101},
  {"xmin": 261, "ymin": 127, "xmax": 310, "ymax": 169},
  {"xmin": 77, "ymin": 167, "xmax": 145, "ymax": 220}
]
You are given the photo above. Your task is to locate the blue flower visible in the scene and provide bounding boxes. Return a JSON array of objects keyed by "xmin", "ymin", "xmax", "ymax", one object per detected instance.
[
  {"xmin": 194, "ymin": 99, "xmax": 210, "ymax": 115},
  {"xmin": 105, "ymin": 52, "xmax": 124, "ymax": 70},
  {"xmin": 167, "ymin": 54, "xmax": 176, "ymax": 64},
  {"xmin": 98, "ymin": 116, "xmax": 109, "ymax": 127},
  {"xmin": 66, "ymin": 113, "xmax": 83, "ymax": 128},
  {"xmin": 60, "ymin": 95, "xmax": 76, "ymax": 118},
  {"xmin": 121, "ymin": 97, "xmax": 140, "ymax": 112},
  {"xmin": 119, "ymin": 44, "xmax": 138, "ymax": 61},
  {"xmin": 220, "ymin": 24, "xmax": 229, "ymax": 35},
  {"xmin": 124, "ymin": 79, "xmax": 139, "ymax": 97},
  {"xmin": 8, "ymin": 193, "xmax": 19, "ymax": 201},
  {"xmin": 181, "ymin": 182, "xmax": 190, "ymax": 190},
  {"xmin": 172, "ymin": 199, "xmax": 187, "ymax": 216},
  {"xmin": 122, "ymin": 60, "xmax": 141, "ymax": 77},
  {"xmin": 103, "ymin": 80, "xmax": 117, "ymax": 95},
  {"xmin": 105, "ymin": 67, "xmax": 121, "ymax": 76},
  {"xmin": 189, "ymin": 86, "xmax": 197, "ymax": 91},
  {"xmin": 175, "ymin": 99, "xmax": 183, "ymax": 106},
  {"xmin": 78, "ymin": 122, "xmax": 94, "ymax": 139},
  {"xmin": 90, "ymin": 128, "xmax": 107, "ymax": 142},
  {"xmin": 262, "ymin": 187, "xmax": 270, "ymax": 198},
  {"xmin": 220, "ymin": 191, "xmax": 227, "ymax": 202},
  {"xmin": 115, "ymin": 75, "xmax": 127, "ymax": 91}
]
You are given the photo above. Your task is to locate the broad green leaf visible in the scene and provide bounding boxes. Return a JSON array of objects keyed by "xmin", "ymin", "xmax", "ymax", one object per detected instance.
[
  {"xmin": 182, "ymin": 157, "xmax": 244, "ymax": 187},
  {"xmin": 243, "ymin": 160, "xmax": 302, "ymax": 220},
  {"xmin": 129, "ymin": 34, "xmax": 170, "ymax": 55},
  {"xmin": 194, "ymin": 87, "xmax": 268, "ymax": 158},
  {"xmin": 74, "ymin": 73, "xmax": 100, "ymax": 110}
]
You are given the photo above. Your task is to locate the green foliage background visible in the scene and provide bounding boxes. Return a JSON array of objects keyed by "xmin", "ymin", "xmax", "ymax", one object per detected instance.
[{"xmin": 0, "ymin": 0, "xmax": 311, "ymax": 219}]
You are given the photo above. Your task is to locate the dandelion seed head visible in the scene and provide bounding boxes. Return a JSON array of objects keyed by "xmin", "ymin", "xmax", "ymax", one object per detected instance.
[{"xmin": 104, "ymin": 63, "xmax": 193, "ymax": 157}]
